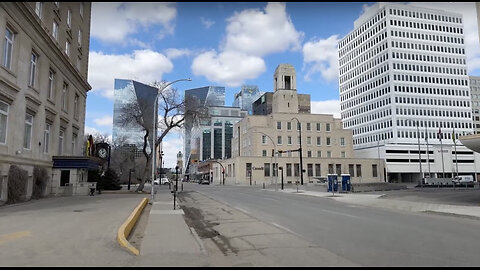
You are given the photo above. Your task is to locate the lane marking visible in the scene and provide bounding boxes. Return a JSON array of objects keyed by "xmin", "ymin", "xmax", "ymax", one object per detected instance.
[
  {"xmin": 235, "ymin": 207, "xmax": 251, "ymax": 215},
  {"xmin": 0, "ymin": 231, "xmax": 31, "ymax": 245},
  {"xmin": 321, "ymin": 209, "xmax": 362, "ymax": 219},
  {"xmin": 271, "ymin": 222, "xmax": 304, "ymax": 238}
]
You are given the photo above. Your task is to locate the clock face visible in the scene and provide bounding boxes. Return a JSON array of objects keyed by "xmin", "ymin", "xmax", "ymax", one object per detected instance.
[{"xmin": 98, "ymin": 148, "xmax": 107, "ymax": 158}]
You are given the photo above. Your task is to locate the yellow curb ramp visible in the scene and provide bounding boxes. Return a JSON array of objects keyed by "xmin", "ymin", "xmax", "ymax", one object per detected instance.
[{"xmin": 117, "ymin": 197, "xmax": 149, "ymax": 255}]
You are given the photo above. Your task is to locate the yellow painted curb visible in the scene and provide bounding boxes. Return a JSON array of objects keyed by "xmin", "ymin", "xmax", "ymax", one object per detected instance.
[{"xmin": 117, "ymin": 197, "xmax": 149, "ymax": 255}]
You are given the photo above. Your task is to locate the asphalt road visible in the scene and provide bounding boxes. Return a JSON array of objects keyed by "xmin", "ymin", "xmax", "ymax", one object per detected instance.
[{"xmin": 187, "ymin": 183, "xmax": 480, "ymax": 266}]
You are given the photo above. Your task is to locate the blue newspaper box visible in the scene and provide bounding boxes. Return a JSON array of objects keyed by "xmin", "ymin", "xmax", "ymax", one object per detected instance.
[
  {"xmin": 327, "ymin": 174, "xmax": 338, "ymax": 192},
  {"xmin": 341, "ymin": 174, "xmax": 351, "ymax": 192}
]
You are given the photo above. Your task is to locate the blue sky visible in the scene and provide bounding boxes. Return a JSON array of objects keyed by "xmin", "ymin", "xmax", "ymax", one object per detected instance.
[{"xmin": 85, "ymin": 2, "xmax": 480, "ymax": 167}]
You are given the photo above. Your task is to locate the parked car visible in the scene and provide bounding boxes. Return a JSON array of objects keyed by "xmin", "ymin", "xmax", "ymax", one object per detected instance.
[
  {"xmin": 200, "ymin": 179, "xmax": 210, "ymax": 185},
  {"xmin": 452, "ymin": 175, "xmax": 474, "ymax": 184},
  {"xmin": 153, "ymin": 179, "xmax": 160, "ymax": 185},
  {"xmin": 161, "ymin": 178, "xmax": 170, "ymax": 185}
]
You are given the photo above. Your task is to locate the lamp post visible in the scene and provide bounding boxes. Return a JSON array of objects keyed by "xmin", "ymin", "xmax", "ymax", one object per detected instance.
[
  {"xmin": 291, "ymin": 117, "xmax": 304, "ymax": 185},
  {"xmin": 128, "ymin": 168, "xmax": 135, "ymax": 190},
  {"xmin": 253, "ymin": 131, "xmax": 277, "ymax": 191},
  {"xmin": 407, "ymin": 119, "xmax": 423, "ymax": 188},
  {"xmin": 151, "ymin": 78, "xmax": 191, "ymax": 203},
  {"xmin": 279, "ymin": 166, "xmax": 284, "ymax": 190},
  {"xmin": 209, "ymin": 159, "xmax": 225, "ymax": 185}
]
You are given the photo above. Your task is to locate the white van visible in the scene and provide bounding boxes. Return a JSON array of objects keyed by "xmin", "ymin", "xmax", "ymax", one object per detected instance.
[{"xmin": 452, "ymin": 175, "xmax": 474, "ymax": 184}]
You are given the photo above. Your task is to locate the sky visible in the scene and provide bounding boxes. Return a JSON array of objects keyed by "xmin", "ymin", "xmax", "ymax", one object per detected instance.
[{"xmin": 85, "ymin": 2, "xmax": 480, "ymax": 168}]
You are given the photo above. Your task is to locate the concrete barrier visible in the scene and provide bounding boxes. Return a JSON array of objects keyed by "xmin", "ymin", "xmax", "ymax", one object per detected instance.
[{"xmin": 117, "ymin": 197, "xmax": 149, "ymax": 255}]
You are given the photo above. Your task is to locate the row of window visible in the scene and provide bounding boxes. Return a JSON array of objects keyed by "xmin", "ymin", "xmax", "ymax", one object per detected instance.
[
  {"xmin": 260, "ymin": 163, "xmax": 367, "ymax": 178},
  {"xmin": 396, "ymin": 108, "xmax": 473, "ymax": 127},
  {"xmin": 390, "ymin": 19, "xmax": 463, "ymax": 35},
  {"xmin": 0, "ymin": 100, "xmax": 77, "ymax": 155},
  {"xmin": 397, "ymin": 130, "xmax": 467, "ymax": 141},
  {"xmin": 393, "ymin": 73, "xmax": 468, "ymax": 86},
  {"xmin": 391, "ymin": 29, "xmax": 464, "ymax": 45},
  {"xmin": 354, "ymin": 131, "xmax": 393, "ymax": 145},
  {"xmin": 396, "ymin": 119, "xmax": 472, "ymax": 132},
  {"xmin": 392, "ymin": 62, "xmax": 467, "ymax": 76},
  {"xmin": 342, "ymin": 72, "xmax": 390, "ymax": 94},
  {"xmin": 392, "ymin": 51, "xmax": 466, "ymax": 65},
  {"xmin": 389, "ymin": 7, "xmax": 462, "ymax": 24},
  {"xmin": 261, "ymin": 149, "xmax": 346, "ymax": 159},
  {"xmin": 353, "ymin": 119, "xmax": 393, "ymax": 136},
  {"xmin": 340, "ymin": 62, "xmax": 389, "ymax": 88},
  {"xmin": 262, "ymin": 135, "xmax": 345, "ymax": 146},
  {"xmin": 275, "ymin": 121, "xmax": 331, "ymax": 132},
  {"xmin": 395, "ymin": 96, "xmax": 471, "ymax": 110},
  {"xmin": 391, "ymin": 40, "xmax": 465, "ymax": 56}
]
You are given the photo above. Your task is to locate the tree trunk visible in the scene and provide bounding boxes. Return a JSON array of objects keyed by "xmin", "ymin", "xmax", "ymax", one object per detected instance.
[{"xmin": 135, "ymin": 153, "xmax": 152, "ymax": 192}]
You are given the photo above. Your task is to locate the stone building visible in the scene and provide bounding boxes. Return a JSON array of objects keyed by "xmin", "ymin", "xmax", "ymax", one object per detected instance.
[
  {"xmin": 0, "ymin": 2, "xmax": 93, "ymax": 203},
  {"xmin": 213, "ymin": 64, "xmax": 384, "ymax": 186}
]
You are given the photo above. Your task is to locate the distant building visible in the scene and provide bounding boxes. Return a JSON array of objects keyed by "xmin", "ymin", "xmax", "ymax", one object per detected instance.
[
  {"xmin": 232, "ymin": 85, "xmax": 264, "ymax": 114},
  {"xmin": 0, "ymin": 2, "xmax": 94, "ymax": 202},
  {"xmin": 470, "ymin": 76, "xmax": 480, "ymax": 134},
  {"xmin": 183, "ymin": 86, "xmax": 225, "ymax": 171},
  {"xmin": 213, "ymin": 64, "xmax": 383, "ymax": 186}
]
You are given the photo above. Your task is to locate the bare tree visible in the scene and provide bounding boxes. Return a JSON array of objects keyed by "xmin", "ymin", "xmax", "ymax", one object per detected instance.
[{"xmin": 117, "ymin": 81, "xmax": 203, "ymax": 192}]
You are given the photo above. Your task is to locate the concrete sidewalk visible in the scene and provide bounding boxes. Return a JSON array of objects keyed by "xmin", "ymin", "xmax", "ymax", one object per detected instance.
[
  {"xmin": 272, "ymin": 188, "xmax": 480, "ymax": 219},
  {"xmin": 133, "ymin": 189, "xmax": 208, "ymax": 266}
]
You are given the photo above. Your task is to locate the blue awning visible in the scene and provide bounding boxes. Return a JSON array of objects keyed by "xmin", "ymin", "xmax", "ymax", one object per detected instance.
[{"xmin": 52, "ymin": 156, "xmax": 104, "ymax": 169}]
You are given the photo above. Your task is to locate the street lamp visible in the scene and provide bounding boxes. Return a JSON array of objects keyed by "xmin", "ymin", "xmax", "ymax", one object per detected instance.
[
  {"xmin": 151, "ymin": 78, "xmax": 191, "ymax": 203},
  {"xmin": 253, "ymin": 131, "xmax": 277, "ymax": 191},
  {"xmin": 291, "ymin": 117, "xmax": 304, "ymax": 185},
  {"xmin": 407, "ymin": 118, "xmax": 423, "ymax": 188}
]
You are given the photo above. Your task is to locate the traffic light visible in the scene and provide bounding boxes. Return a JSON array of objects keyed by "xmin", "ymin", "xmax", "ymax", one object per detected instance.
[{"xmin": 272, "ymin": 149, "xmax": 274, "ymax": 157}]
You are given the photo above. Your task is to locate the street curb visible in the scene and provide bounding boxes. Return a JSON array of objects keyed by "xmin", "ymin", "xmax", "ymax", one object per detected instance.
[{"xmin": 117, "ymin": 197, "xmax": 149, "ymax": 256}]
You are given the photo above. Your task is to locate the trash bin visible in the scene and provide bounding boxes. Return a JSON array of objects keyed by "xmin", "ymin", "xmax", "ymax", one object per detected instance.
[
  {"xmin": 341, "ymin": 174, "xmax": 351, "ymax": 192},
  {"xmin": 328, "ymin": 174, "xmax": 338, "ymax": 192}
]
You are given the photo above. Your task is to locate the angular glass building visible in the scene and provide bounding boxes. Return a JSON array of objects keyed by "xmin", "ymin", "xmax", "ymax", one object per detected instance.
[
  {"xmin": 232, "ymin": 85, "xmax": 264, "ymax": 115},
  {"xmin": 112, "ymin": 79, "xmax": 158, "ymax": 154}
]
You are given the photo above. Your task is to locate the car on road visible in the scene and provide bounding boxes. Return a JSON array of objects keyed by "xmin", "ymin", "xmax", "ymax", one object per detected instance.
[
  {"xmin": 452, "ymin": 175, "xmax": 474, "ymax": 184},
  {"xmin": 161, "ymin": 178, "xmax": 170, "ymax": 185},
  {"xmin": 200, "ymin": 179, "xmax": 210, "ymax": 185},
  {"xmin": 153, "ymin": 179, "xmax": 160, "ymax": 185}
]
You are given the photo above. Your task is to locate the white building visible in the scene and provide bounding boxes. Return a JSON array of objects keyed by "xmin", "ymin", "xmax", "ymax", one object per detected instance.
[{"xmin": 339, "ymin": 3, "xmax": 477, "ymax": 183}]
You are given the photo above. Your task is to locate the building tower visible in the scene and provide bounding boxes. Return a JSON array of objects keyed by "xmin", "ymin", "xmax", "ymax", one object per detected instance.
[{"xmin": 339, "ymin": 3, "xmax": 474, "ymax": 182}]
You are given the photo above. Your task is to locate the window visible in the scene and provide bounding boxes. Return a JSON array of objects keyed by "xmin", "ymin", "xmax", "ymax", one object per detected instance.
[
  {"xmin": 317, "ymin": 150, "xmax": 321, "ymax": 157},
  {"xmin": 372, "ymin": 164, "xmax": 378, "ymax": 177},
  {"xmin": 315, "ymin": 164, "xmax": 321, "ymax": 176},
  {"xmin": 297, "ymin": 122, "xmax": 301, "ymax": 131},
  {"xmin": 74, "ymin": 94, "xmax": 79, "ymax": 119},
  {"xmin": 316, "ymin": 123, "xmax": 321, "ymax": 131},
  {"xmin": 62, "ymin": 83, "xmax": 68, "ymax": 111},
  {"xmin": 80, "ymin": 3, "xmax": 84, "ymax": 18},
  {"xmin": 3, "ymin": 26, "xmax": 14, "ymax": 69},
  {"xmin": 277, "ymin": 135, "xmax": 282, "ymax": 145},
  {"xmin": 35, "ymin": 2, "xmax": 43, "ymax": 18},
  {"xmin": 287, "ymin": 122, "xmax": 291, "ymax": 130},
  {"xmin": 72, "ymin": 133, "xmax": 77, "ymax": 155},
  {"xmin": 76, "ymin": 56, "xmax": 81, "ymax": 70},
  {"xmin": 317, "ymin": 136, "xmax": 321, "ymax": 145},
  {"xmin": 327, "ymin": 151, "xmax": 332, "ymax": 158},
  {"xmin": 65, "ymin": 40, "xmax": 70, "ymax": 56},
  {"xmin": 23, "ymin": 114, "xmax": 33, "ymax": 149},
  {"xmin": 307, "ymin": 136, "xmax": 311, "ymax": 145},
  {"xmin": 52, "ymin": 21, "xmax": 59, "ymax": 40},
  {"xmin": 340, "ymin": 137, "xmax": 345, "ymax": 146},
  {"xmin": 58, "ymin": 129, "xmax": 64, "ymax": 155},
  {"xmin": 0, "ymin": 101, "xmax": 8, "ymax": 144},
  {"xmin": 264, "ymin": 163, "xmax": 270, "ymax": 177},
  {"xmin": 43, "ymin": 123, "xmax": 50, "ymax": 153},
  {"xmin": 287, "ymin": 136, "xmax": 292, "ymax": 145},
  {"xmin": 29, "ymin": 52, "xmax": 38, "ymax": 87},
  {"xmin": 67, "ymin": 9, "xmax": 72, "ymax": 28},
  {"xmin": 246, "ymin": 163, "xmax": 252, "ymax": 177},
  {"xmin": 294, "ymin": 163, "xmax": 300, "ymax": 177},
  {"xmin": 277, "ymin": 121, "xmax": 282, "ymax": 130},
  {"xmin": 306, "ymin": 123, "xmax": 311, "ymax": 131},
  {"xmin": 307, "ymin": 151, "xmax": 312, "ymax": 157},
  {"xmin": 326, "ymin": 137, "xmax": 331, "ymax": 145},
  {"xmin": 326, "ymin": 123, "xmax": 331, "ymax": 131},
  {"xmin": 356, "ymin": 164, "xmax": 362, "ymax": 177},
  {"xmin": 77, "ymin": 29, "xmax": 82, "ymax": 46},
  {"xmin": 307, "ymin": 164, "xmax": 313, "ymax": 177},
  {"xmin": 349, "ymin": 164, "xmax": 355, "ymax": 176},
  {"xmin": 48, "ymin": 69, "xmax": 55, "ymax": 100},
  {"xmin": 286, "ymin": 163, "xmax": 292, "ymax": 177},
  {"xmin": 341, "ymin": 151, "xmax": 346, "ymax": 158},
  {"xmin": 60, "ymin": 170, "xmax": 70, "ymax": 186},
  {"xmin": 262, "ymin": 135, "xmax": 266, "ymax": 144}
]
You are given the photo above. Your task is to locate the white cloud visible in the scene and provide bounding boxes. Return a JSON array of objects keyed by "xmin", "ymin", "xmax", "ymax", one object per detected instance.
[
  {"xmin": 88, "ymin": 50, "xmax": 173, "ymax": 99},
  {"xmin": 222, "ymin": 2, "xmax": 303, "ymax": 56},
  {"xmin": 302, "ymin": 35, "xmax": 340, "ymax": 82},
  {"xmin": 85, "ymin": 125, "xmax": 100, "ymax": 136},
  {"xmin": 91, "ymin": 2, "xmax": 177, "ymax": 44},
  {"xmin": 311, "ymin": 100, "xmax": 341, "ymax": 119},
  {"xmin": 164, "ymin": 48, "xmax": 192, "ymax": 59},
  {"xmin": 191, "ymin": 2, "xmax": 303, "ymax": 87},
  {"xmin": 191, "ymin": 50, "xmax": 266, "ymax": 87},
  {"xmin": 200, "ymin": 17, "xmax": 215, "ymax": 29},
  {"xmin": 406, "ymin": 2, "xmax": 480, "ymax": 74},
  {"xmin": 94, "ymin": 116, "xmax": 113, "ymax": 127}
]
